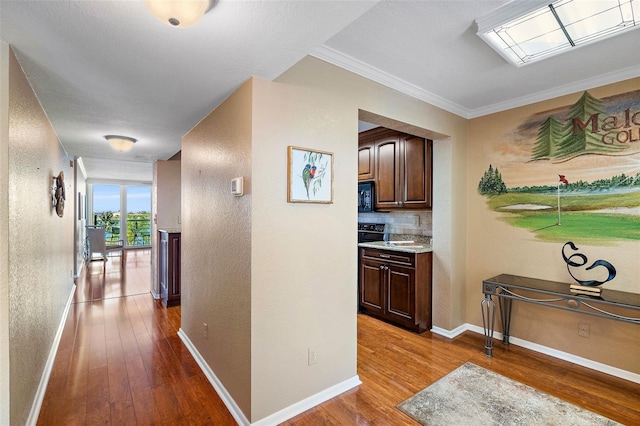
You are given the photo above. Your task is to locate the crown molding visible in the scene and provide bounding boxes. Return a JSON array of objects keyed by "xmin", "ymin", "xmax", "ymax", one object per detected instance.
[
  {"xmin": 467, "ymin": 64, "xmax": 640, "ymax": 118},
  {"xmin": 310, "ymin": 44, "xmax": 471, "ymax": 119},
  {"xmin": 310, "ymin": 44, "xmax": 640, "ymax": 120}
]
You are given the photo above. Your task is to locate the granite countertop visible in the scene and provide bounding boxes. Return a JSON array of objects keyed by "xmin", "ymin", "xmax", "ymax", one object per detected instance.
[{"xmin": 358, "ymin": 240, "xmax": 433, "ymax": 254}]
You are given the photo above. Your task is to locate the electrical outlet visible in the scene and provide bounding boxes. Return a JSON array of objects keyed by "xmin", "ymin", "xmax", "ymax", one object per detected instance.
[
  {"xmin": 308, "ymin": 348, "xmax": 317, "ymax": 365},
  {"xmin": 578, "ymin": 323, "xmax": 590, "ymax": 338},
  {"xmin": 203, "ymin": 322, "xmax": 208, "ymax": 339}
]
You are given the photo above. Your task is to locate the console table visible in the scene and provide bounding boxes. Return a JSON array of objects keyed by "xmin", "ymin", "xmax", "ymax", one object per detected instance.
[{"xmin": 481, "ymin": 274, "xmax": 640, "ymax": 357}]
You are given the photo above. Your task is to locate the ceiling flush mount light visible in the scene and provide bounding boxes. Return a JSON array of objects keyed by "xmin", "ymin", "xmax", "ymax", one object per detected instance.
[
  {"xmin": 105, "ymin": 135, "xmax": 137, "ymax": 152},
  {"xmin": 476, "ymin": 0, "xmax": 640, "ymax": 66},
  {"xmin": 145, "ymin": 0, "xmax": 211, "ymax": 28}
]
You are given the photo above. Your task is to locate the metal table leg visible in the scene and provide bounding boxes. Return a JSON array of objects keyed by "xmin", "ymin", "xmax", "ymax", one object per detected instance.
[
  {"xmin": 499, "ymin": 295, "xmax": 513, "ymax": 345},
  {"xmin": 481, "ymin": 293, "xmax": 496, "ymax": 357}
]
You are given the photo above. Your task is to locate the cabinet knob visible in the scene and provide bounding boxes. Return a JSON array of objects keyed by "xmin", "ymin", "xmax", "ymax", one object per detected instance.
[{"xmin": 379, "ymin": 265, "xmax": 384, "ymax": 270}]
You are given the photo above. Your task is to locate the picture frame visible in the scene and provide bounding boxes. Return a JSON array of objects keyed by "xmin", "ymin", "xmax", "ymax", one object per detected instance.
[{"xmin": 287, "ymin": 146, "xmax": 333, "ymax": 204}]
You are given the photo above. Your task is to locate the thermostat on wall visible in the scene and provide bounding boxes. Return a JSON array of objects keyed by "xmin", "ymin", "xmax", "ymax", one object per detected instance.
[{"xmin": 231, "ymin": 177, "xmax": 244, "ymax": 196}]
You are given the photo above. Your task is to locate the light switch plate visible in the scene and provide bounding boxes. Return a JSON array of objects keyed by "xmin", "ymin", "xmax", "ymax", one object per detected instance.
[{"xmin": 231, "ymin": 177, "xmax": 244, "ymax": 196}]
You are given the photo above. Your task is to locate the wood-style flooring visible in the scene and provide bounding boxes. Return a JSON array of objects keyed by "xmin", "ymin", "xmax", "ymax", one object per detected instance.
[
  {"xmin": 37, "ymin": 250, "xmax": 236, "ymax": 425},
  {"xmin": 38, "ymin": 250, "xmax": 640, "ymax": 425}
]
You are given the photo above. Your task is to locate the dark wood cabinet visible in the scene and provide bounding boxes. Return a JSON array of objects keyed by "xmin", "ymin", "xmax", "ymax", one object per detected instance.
[
  {"xmin": 358, "ymin": 138, "xmax": 375, "ymax": 181},
  {"xmin": 159, "ymin": 230, "xmax": 181, "ymax": 307},
  {"xmin": 359, "ymin": 128, "xmax": 432, "ymax": 210},
  {"xmin": 402, "ymin": 135, "xmax": 432, "ymax": 209},
  {"xmin": 374, "ymin": 133, "xmax": 402, "ymax": 210},
  {"xmin": 359, "ymin": 247, "xmax": 432, "ymax": 333}
]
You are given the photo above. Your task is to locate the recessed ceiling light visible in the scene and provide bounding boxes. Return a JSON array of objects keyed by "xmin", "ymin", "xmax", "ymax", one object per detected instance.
[{"xmin": 476, "ymin": 0, "xmax": 640, "ymax": 66}]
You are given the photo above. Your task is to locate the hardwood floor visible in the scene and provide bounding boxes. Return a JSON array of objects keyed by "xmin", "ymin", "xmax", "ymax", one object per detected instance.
[
  {"xmin": 37, "ymin": 250, "xmax": 236, "ymax": 425},
  {"xmin": 39, "ymin": 251, "xmax": 640, "ymax": 425},
  {"xmin": 285, "ymin": 315, "xmax": 640, "ymax": 425}
]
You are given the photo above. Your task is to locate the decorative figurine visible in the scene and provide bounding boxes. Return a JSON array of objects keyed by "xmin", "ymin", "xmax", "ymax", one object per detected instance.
[{"xmin": 561, "ymin": 241, "xmax": 616, "ymax": 295}]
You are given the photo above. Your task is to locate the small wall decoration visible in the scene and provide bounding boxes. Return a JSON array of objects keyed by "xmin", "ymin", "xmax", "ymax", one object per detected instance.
[
  {"xmin": 561, "ymin": 241, "xmax": 616, "ymax": 295},
  {"xmin": 52, "ymin": 171, "xmax": 65, "ymax": 217},
  {"xmin": 287, "ymin": 146, "xmax": 333, "ymax": 204}
]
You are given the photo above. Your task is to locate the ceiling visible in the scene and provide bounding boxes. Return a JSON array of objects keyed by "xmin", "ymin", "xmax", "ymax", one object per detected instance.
[{"xmin": 2, "ymin": 0, "xmax": 639, "ymax": 182}]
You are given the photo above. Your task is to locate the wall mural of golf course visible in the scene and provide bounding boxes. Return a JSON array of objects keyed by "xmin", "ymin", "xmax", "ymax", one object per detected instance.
[{"xmin": 478, "ymin": 88, "xmax": 640, "ymax": 244}]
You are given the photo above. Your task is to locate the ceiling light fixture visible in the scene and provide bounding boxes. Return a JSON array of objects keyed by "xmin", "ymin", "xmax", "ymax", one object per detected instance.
[
  {"xmin": 476, "ymin": 0, "xmax": 639, "ymax": 66},
  {"xmin": 145, "ymin": 0, "xmax": 211, "ymax": 28},
  {"xmin": 105, "ymin": 135, "xmax": 137, "ymax": 152}
]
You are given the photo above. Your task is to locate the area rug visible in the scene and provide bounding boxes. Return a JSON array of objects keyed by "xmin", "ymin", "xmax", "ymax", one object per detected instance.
[{"xmin": 397, "ymin": 362, "xmax": 619, "ymax": 426}]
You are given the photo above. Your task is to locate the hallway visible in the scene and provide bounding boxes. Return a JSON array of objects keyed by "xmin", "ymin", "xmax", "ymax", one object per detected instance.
[{"xmin": 37, "ymin": 250, "xmax": 235, "ymax": 425}]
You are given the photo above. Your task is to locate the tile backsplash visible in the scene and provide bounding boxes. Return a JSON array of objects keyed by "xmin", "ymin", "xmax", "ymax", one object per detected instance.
[{"xmin": 358, "ymin": 211, "xmax": 432, "ymax": 238}]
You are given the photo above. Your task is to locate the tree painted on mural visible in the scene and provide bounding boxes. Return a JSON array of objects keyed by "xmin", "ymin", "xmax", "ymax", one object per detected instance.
[
  {"xmin": 531, "ymin": 91, "xmax": 629, "ymax": 162},
  {"xmin": 531, "ymin": 116, "xmax": 564, "ymax": 160},
  {"xmin": 478, "ymin": 164, "xmax": 507, "ymax": 195}
]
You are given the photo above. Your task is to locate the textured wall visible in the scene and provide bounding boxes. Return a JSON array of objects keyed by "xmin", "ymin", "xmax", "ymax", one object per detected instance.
[
  {"xmin": 249, "ymin": 78, "xmax": 361, "ymax": 421},
  {"xmin": 0, "ymin": 41, "xmax": 11, "ymax": 426},
  {"xmin": 181, "ymin": 59, "xmax": 467, "ymax": 422},
  {"xmin": 181, "ymin": 80, "xmax": 253, "ymax": 417},
  {"xmin": 467, "ymin": 78, "xmax": 640, "ymax": 374},
  {"xmin": 152, "ymin": 159, "xmax": 181, "ymax": 296},
  {"xmin": 7, "ymin": 47, "xmax": 74, "ymax": 424},
  {"xmin": 276, "ymin": 56, "xmax": 468, "ymax": 331}
]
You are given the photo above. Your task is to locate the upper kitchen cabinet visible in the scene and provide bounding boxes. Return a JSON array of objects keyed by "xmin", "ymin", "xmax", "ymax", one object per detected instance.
[
  {"xmin": 359, "ymin": 128, "xmax": 432, "ymax": 211},
  {"xmin": 358, "ymin": 132, "xmax": 376, "ymax": 181}
]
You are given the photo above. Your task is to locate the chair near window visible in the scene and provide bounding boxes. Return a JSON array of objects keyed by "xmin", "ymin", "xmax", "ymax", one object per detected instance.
[{"xmin": 86, "ymin": 226, "xmax": 124, "ymax": 271}]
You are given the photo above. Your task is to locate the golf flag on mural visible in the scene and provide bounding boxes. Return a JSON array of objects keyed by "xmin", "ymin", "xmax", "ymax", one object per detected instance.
[{"xmin": 557, "ymin": 175, "xmax": 568, "ymax": 225}]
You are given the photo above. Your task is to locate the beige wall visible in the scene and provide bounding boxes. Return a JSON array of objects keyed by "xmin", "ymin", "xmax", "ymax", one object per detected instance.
[
  {"xmin": 182, "ymin": 79, "xmax": 254, "ymax": 417},
  {"xmin": 249, "ymin": 78, "xmax": 361, "ymax": 421},
  {"xmin": 152, "ymin": 159, "xmax": 181, "ymax": 296},
  {"xmin": 4, "ymin": 46, "xmax": 75, "ymax": 424},
  {"xmin": 466, "ymin": 78, "xmax": 640, "ymax": 374},
  {"xmin": 276, "ymin": 56, "xmax": 469, "ymax": 330},
  {"xmin": 0, "ymin": 41, "xmax": 11, "ymax": 426},
  {"xmin": 181, "ymin": 56, "xmax": 468, "ymax": 422}
]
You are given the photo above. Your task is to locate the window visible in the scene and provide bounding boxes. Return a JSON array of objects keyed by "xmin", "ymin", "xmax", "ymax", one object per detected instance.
[{"xmin": 90, "ymin": 184, "xmax": 151, "ymax": 248}]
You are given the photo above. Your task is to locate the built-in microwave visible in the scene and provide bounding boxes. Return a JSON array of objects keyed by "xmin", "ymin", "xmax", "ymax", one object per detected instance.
[{"xmin": 358, "ymin": 182, "xmax": 374, "ymax": 212}]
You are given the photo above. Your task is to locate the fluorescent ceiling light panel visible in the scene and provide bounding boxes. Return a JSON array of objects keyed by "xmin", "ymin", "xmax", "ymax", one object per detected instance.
[{"xmin": 476, "ymin": 0, "xmax": 640, "ymax": 66}]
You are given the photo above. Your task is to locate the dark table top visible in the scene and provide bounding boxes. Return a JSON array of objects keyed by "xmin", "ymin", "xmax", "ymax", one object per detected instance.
[{"xmin": 483, "ymin": 274, "xmax": 640, "ymax": 310}]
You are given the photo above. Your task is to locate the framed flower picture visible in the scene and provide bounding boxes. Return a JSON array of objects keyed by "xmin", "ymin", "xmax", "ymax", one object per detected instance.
[{"xmin": 287, "ymin": 146, "xmax": 333, "ymax": 203}]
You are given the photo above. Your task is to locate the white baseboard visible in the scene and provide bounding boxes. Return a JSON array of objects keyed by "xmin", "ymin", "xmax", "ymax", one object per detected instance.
[
  {"xmin": 27, "ymin": 284, "xmax": 76, "ymax": 426},
  {"xmin": 431, "ymin": 323, "xmax": 468, "ymax": 339},
  {"xmin": 460, "ymin": 323, "xmax": 640, "ymax": 384},
  {"xmin": 178, "ymin": 329, "xmax": 251, "ymax": 425},
  {"xmin": 251, "ymin": 375, "xmax": 361, "ymax": 426},
  {"xmin": 178, "ymin": 329, "xmax": 362, "ymax": 426}
]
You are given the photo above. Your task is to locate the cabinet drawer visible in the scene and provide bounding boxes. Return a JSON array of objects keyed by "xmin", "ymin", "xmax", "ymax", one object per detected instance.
[{"xmin": 360, "ymin": 248, "xmax": 415, "ymax": 267}]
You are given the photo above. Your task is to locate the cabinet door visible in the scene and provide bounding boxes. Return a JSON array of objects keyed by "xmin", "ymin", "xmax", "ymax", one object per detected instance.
[
  {"xmin": 360, "ymin": 259, "xmax": 385, "ymax": 316},
  {"xmin": 402, "ymin": 136, "xmax": 432, "ymax": 209},
  {"xmin": 385, "ymin": 264, "xmax": 416, "ymax": 325},
  {"xmin": 358, "ymin": 140, "xmax": 375, "ymax": 181},
  {"xmin": 159, "ymin": 232, "xmax": 168, "ymax": 303},
  {"xmin": 169, "ymin": 233, "xmax": 181, "ymax": 300},
  {"xmin": 374, "ymin": 135, "xmax": 401, "ymax": 210}
]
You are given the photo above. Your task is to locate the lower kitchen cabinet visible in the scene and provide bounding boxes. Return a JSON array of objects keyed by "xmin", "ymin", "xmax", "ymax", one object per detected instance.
[
  {"xmin": 159, "ymin": 229, "xmax": 181, "ymax": 307},
  {"xmin": 359, "ymin": 247, "xmax": 432, "ymax": 333}
]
